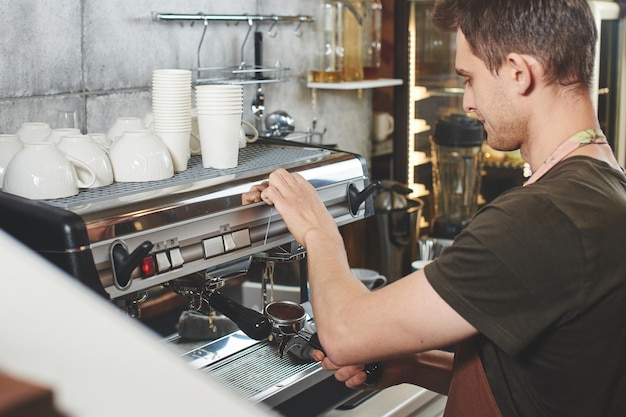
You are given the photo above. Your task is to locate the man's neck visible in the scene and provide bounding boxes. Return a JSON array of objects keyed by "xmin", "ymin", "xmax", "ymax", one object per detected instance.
[{"xmin": 521, "ymin": 86, "xmax": 600, "ymax": 172}]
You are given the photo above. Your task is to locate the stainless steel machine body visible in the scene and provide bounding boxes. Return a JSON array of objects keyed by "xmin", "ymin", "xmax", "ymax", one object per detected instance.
[{"xmin": 0, "ymin": 144, "xmax": 373, "ymax": 414}]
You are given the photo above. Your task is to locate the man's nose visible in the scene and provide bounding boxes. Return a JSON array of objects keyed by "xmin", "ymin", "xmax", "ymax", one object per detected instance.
[{"xmin": 462, "ymin": 88, "xmax": 474, "ymax": 113}]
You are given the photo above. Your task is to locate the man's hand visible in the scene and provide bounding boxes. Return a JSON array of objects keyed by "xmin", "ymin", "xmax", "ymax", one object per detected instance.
[{"xmin": 260, "ymin": 169, "xmax": 340, "ymax": 247}]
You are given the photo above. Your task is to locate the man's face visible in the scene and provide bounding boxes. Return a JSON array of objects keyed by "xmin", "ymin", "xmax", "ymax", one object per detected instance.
[{"xmin": 455, "ymin": 30, "xmax": 526, "ymax": 152}]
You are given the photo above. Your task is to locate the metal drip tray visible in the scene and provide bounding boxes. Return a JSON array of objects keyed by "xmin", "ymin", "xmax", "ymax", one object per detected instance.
[
  {"xmin": 168, "ymin": 331, "xmax": 327, "ymax": 407},
  {"xmin": 201, "ymin": 343, "xmax": 322, "ymax": 403}
]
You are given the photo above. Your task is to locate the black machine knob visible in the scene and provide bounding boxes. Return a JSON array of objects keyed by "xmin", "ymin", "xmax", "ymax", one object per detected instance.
[
  {"xmin": 207, "ymin": 291, "xmax": 273, "ymax": 340},
  {"xmin": 348, "ymin": 180, "xmax": 381, "ymax": 216},
  {"xmin": 110, "ymin": 240, "xmax": 153, "ymax": 290}
]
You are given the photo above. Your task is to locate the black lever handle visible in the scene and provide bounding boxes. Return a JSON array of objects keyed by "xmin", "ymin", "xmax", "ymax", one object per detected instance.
[
  {"xmin": 111, "ymin": 240, "xmax": 153, "ymax": 290},
  {"xmin": 348, "ymin": 180, "xmax": 381, "ymax": 216},
  {"xmin": 207, "ymin": 291, "xmax": 273, "ymax": 340}
]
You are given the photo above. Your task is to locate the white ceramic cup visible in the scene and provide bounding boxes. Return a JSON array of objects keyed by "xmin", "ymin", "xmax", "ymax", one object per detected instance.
[
  {"xmin": 106, "ymin": 117, "xmax": 145, "ymax": 143},
  {"xmin": 350, "ymin": 268, "xmax": 388, "ymax": 290},
  {"xmin": 3, "ymin": 142, "xmax": 95, "ymax": 199},
  {"xmin": 411, "ymin": 259, "xmax": 433, "ymax": 271},
  {"xmin": 16, "ymin": 122, "xmax": 52, "ymax": 143},
  {"xmin": 87, "ymin": 133, "xmax": 111, "ymax": 152},
  {"xmin": 238, "ymin": 119, "xmax": 259, "ymax": 148},
  {"xmin": 0, "ymin": 134, "xmax": 23, "ymax": 188},
  {"xmin": 45, "ymin": 128, "xmax": 81, "ymax": 144},
  {"xmin": 197, "ymin": 112, "xmax": 241, "ymax": 169},
  {"xmin": 109, "ymin": 130, "xmax": 174, "ymax": 182},
  {"xmin": 57, "ymin": 135, "xmax": 114, "ymax": 188},
  {"xmin": 372, "ymin": 112, "xmax": 395, "ymax": 142}
]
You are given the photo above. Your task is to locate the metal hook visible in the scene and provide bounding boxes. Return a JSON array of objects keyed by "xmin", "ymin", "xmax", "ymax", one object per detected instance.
[
  {"xmin": 239, "ymin": 17, "xmax": 255, "ymax": 67},
  {"xmin": 267, "ymin": 21, "xmax": 277, "ymax": 38},
  {"xmin": 293, "ymin": 22, "xmax": 303, "ymax": 38},
  {"xmin": 197, "ymin": 15, "xmax": 209, "ymax": 69}
]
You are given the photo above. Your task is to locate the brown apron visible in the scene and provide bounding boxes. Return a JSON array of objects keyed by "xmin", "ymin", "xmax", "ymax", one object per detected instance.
[{"xmin": 443, "ymin": 338, "xmax": 503, "ymax": 417}]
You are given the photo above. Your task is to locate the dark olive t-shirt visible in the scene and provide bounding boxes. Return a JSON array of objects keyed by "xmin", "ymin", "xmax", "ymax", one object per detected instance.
[{"xmin": 426, "ymin": 157, "xmax": 626, "ymax": 417}]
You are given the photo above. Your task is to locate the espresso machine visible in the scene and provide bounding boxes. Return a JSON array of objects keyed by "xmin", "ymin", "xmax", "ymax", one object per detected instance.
[{"xmin": 0, "ymin": 143, "xmax": 376, "ymax": 415}]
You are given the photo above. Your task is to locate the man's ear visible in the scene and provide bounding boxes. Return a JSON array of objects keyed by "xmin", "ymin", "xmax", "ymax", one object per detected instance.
[{"xmin": 505, "ymin": 53, "xmax": 540, "ymax": 95}]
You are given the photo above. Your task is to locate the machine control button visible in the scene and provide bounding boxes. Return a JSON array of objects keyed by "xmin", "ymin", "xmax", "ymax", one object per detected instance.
[
  {"xmin": 223, "ymin": 233, "xmax": 236, "ymax": 252},
  {"xmin": 141, "ymin": 256, "xmax": 156, "ymax": 277},
  {"xmin": 169, "ymin": 247, "xmax": 184, "ymax": 268},
  {"xmin": 203, "ymin": 236, "xmax": 225, "ymax": 258},
  {"xmin": 231, "ymin": 229, "xmax": 251, "ymax": 248},
  {"xmin": 155, "ymin": 251, "xmax": 171, "ymax": 273}
]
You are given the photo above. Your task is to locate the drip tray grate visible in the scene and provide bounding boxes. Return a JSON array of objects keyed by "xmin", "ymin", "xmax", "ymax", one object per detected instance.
[
  {"xmin": 200, "ymin": 342, "xmax": 318, "ymax": 399},
  {"xmin": 44, "ymin": 145, "xmax": 329, "ymax": 209}
]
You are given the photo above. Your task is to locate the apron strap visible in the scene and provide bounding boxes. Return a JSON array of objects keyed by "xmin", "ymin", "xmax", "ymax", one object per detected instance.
[{"xmin": 443, "ymin": 338, "xmax": 503, "ymax": 417}]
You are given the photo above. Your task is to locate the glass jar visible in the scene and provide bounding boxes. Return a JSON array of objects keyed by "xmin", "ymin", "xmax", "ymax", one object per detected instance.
[
  {"xmin": 342, "ymin": 0, "xmax": 365, "ymax": 81},
  {"xmin": 362, "ymin": 0, "xmax": 382, "ymax": 79},
  {"xmin": 309, "ymin": 0, "xmax": 344, "ymax": 83}
]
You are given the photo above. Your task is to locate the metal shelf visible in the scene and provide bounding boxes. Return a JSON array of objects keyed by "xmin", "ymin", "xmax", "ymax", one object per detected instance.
[
  {"xmin": 153, "ymin": 12, "xmax": 314, "ymax": 84},
  {"xmin": 307, "ymin": 78, "xmax": 403, "ymax": 90},
  {"xmin": 152, "ymin": 13, "xmax": 314, "ymax": 24},
  {"xmin": 195, "ymin": 64, "xmax": 289, "ymax": 85}
]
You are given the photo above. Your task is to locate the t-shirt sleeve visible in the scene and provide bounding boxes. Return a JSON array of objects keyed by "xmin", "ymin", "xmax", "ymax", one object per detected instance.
[{"xmin": 425, "ymin": 192, "xmax": 585, "ymax": 356}]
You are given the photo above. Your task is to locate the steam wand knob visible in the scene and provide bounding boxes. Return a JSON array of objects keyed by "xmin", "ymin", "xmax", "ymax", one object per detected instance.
[
  {"xmin": 348, "ymin": 180, "xmax": 381, "ymax": 216},
  {"xmin": 110, "ymin": 240, "xmax": 153, "ymax": 290}
]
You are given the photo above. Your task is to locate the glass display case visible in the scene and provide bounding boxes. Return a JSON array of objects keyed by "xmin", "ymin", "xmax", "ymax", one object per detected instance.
[{"xmin": 401, "ymin": 0, "xmax": 528, "ymax": 233}]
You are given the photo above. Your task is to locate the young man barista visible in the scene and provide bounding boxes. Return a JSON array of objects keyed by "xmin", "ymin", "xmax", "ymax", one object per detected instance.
[{"xmin": 253, "ymin": 0, "xmax": 626, "ymax": 415}]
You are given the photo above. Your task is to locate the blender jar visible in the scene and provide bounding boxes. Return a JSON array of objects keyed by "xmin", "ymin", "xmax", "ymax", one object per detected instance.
[{"xmin": 430, "ymin": 114, "xmax": 484, "ymax": 239}]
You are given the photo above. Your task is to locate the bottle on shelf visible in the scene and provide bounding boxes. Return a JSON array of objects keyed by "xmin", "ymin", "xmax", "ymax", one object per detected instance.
[
  {"xmin": 309, "ymin": 0, "xmax": 344, "ymax": 83},
  {"xmin": 342, "ymin": 0, "xmax": 365, "ymax": 81},
  {"xmin": 362, "ymin": 0, "xmax": 382, "ymax": 79},
  {"xmin": 309, "ymin": 0, "xmax": 365, "ymax": 83}
]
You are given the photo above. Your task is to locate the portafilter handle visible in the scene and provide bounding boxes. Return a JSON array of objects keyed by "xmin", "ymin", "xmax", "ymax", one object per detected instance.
[
  {"xmin": 206, "ymin": 291, "xmax": 273, "ymax": 341},
  {"xmin": 306, "ymin": 332, "xmax": 382, "ymax": 387},
  {"xmin": 348, "ymin": 180, "xmax": 381, "ymax": 216}
]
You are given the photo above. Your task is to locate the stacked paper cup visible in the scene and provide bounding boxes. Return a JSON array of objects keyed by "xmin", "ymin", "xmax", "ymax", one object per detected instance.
[
  {"xmin": 195, "ymin": 84, "xmax": 244, "ymax": 169},
  {"xmin": 152, "ymin": 69, "xmax": 192, "ymax": 172}
]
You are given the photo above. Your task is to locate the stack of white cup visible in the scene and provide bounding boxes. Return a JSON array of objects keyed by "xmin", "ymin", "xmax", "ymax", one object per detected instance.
[
  {"xmin": 152, "ymin": 69, "xmax": 192, "ymax": 172},
  {"xmin": 195, "ymin": 84, "xmax": 244, "ymax": 169}
]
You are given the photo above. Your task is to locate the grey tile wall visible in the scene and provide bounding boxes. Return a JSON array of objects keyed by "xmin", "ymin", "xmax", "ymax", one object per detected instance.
[{"xmin": 0, "ymin": 0, "xmax": 372, "ymax": 161}]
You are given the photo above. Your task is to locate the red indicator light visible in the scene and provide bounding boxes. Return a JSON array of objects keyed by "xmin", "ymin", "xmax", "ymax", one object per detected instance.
[{"xmin": 141, "ymin": 256, "xmax": 156, "ymax": 277}]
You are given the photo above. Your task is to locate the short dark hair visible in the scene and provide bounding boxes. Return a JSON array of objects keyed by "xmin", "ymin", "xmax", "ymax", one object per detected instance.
[{"xmin": 430, "ymin": 0, "xmax": 597, "ymax": 89}]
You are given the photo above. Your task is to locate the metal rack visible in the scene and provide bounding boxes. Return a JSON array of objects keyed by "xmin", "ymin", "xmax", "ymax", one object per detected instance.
[
  {"xmin": 152, "ymin": 12, "xmax": 314, "ymax": 85},
  {"xmin": 152, "ymin": 13, "xmax": 314, "ymax": 24}
]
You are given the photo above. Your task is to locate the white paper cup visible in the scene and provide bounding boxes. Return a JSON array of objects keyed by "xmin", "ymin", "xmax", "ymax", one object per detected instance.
[
  {"xmin": 154, "ymin": 130, "xmax": 191, "ymax": 172},
  {"xmin": 196, "ymin": 107, "xmax": 243, "ymax": 113},
  {"xmin": 152, "ymin": 68, "xmax": 192, "ymax": 77},
  {"xmin": 197, "ymin": 112, "xmax": 241, "ymax": 169}
]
